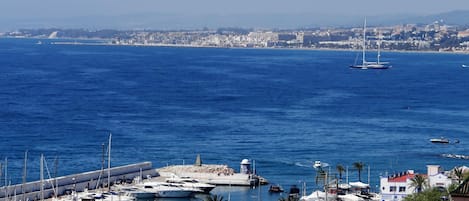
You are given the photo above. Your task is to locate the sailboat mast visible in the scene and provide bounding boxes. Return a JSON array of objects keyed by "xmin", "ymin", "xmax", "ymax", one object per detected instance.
[
  {"xmin": 362, "ymin": 18, "xmax": 367, "ymax": 65},
  {"xmin": 40, "ymin": 154, "xmax": 44, "ymax": 201},
  {"xmin": 23, "ymin": 151, "xmax": 28, "ymax": 201},
  {"xmin": 23, "ymin": 151, "xmax": 27, "ymax": 185},
  {"xmin": 377, "ymin": 31, "xmax": 381, "ymax": 64},
  {"xmin": 4, "ymin": 157, "xmax": 7, "ymax": 187},
  {"xmin": 107, "ymin": 133, "xmax": 112, "ymax": 191}
]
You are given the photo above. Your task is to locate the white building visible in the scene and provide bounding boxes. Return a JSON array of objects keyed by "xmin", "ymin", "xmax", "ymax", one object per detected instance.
[
  {"xmin": 427, "ymin": 165, "xmax": 452, "ymax": 190},
  {"xmin": 380, "ymin": 165, "xmax": 453, "ymax": 201},
  {"xmin": 380, "ymin": 170, "xmax": 416, "ymax": 201}
]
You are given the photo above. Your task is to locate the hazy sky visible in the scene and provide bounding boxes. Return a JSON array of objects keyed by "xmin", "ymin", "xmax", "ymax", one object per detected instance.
[{"xmin": 1, "ymin": 0, "xmax": 468, "ymax": 29}]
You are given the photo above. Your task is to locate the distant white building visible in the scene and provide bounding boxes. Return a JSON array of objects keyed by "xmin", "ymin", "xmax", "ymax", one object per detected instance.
[
  {"xmin": 380, "ymin": 170, "xmax": 416, "ymax": 201},
  {"xmin": 380, "ymin": 165, "xmax": 453, "ymax": 201},
  {"xmin": 427, "ymin": 165, "xmax": 452, "ymax": 190}
]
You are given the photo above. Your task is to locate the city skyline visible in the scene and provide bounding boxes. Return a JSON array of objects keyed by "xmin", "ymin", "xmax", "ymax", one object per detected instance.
[{"xmin": 1, "ymin": 0, "xmax": 469, "ymax": 30}]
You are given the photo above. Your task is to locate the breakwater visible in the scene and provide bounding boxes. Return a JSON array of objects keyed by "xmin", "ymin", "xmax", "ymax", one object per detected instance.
[{"xmin": 0, "ymin": 162, "xmax": 158, "ymax": 201}]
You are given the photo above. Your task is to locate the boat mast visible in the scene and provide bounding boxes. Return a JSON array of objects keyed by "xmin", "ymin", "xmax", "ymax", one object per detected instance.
[
  {"xmin": 107, "ymin": 133, "xmax": 112, "ymax": 191},
  {"xmin": 4, "ymin": 157, "xmax": 8, "ymax": 200},
  {"xmin": 368, "ymin": 165, "xmax": 370, "ymax": 186},
  {"xmin": 362, "ymin": 18, "xmax": 367, "ymax": 65},
  {"xmin": 22, "ymin": 151, "xmax": 28, "ymax": 201},
  {"xmin": 377, "ymin": 31, "xmax": 381, "ymax": 64},
  {"xmin": 40, "ymin": 154, "xmax": 44, "ymax": 201},
  {"xmin": 4, "ymin": 157, "xmax": 7, "ymax": 187}
]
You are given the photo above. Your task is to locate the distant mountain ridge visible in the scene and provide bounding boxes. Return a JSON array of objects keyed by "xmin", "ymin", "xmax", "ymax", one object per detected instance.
[
  {"xmin": 364, "ymin": 10, "xmax": 469, "ymax": 27},
  {"xmin": 1, "ymin": 10, "xmax": 469, "ymax": 31}
]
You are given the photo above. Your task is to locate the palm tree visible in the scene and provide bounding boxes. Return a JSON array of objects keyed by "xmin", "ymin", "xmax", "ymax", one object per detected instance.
[
  {"xmin": 336, "ymin": 164, "xmax": 345, "ymax": 182},
  {"xmin": 409, "ymin": 174, "xmax": 427, "ymax": 193},
  {"xmin": 353, "ymin": 162, "xmax": 364, "ymax": 182},
  {"xmin": 454, "ymin": 167, "xmax": 464, "ymax": 184},
  {"xmin": 205, "ymin": 194, "xmax": 226, "ymax": 201}
]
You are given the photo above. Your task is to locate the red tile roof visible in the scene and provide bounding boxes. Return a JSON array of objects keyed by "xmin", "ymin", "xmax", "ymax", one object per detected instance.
[{"xmin": 388, "ymin": 173, "xmax": 415, "ymax": 182}]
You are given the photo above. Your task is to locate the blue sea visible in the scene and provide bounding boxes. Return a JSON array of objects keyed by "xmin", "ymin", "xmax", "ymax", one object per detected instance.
[{"xmin": 1, "ymin": 38, "xmax": 469, "ymax": 201}]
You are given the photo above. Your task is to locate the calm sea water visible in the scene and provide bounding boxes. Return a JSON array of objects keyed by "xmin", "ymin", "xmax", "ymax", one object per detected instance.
[{"xmin": 1, "ymin": 38, "xmax": 469, "ymax": 201}]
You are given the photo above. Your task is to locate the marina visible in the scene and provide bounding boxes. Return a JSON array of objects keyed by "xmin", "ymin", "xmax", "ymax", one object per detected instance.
[{"xmin": 0, "ymin": 156, "xmax": 268, "ymax": 201}]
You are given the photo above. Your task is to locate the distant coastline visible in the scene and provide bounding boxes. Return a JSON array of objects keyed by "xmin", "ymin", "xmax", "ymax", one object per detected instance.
[{"xmin": 32, "ymin": 38, "xmax": 469, "ymax": 55}]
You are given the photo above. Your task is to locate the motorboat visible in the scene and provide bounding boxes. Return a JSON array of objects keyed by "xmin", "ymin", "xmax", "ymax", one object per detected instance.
[
  {"xmin": 165, "ymin": 177, "xmax": 216, "ymax": 193},
  {"xmin": 430, "ymin": 137, "xmax": 449, "ymax": 144},
  {"xmin": 268, "ymin": 184, "xmax": 284, "ymax": 193},
  {"xmin": 119, "ymin": 186, "xmax": 155, "ymax": 199},
  {"xmin": 135, "ymin": 182, "xmax": 202, "ymax": 198},
  {"xmin": 76, "ymin": 190, "xmax": 136, "ymax": 201}
]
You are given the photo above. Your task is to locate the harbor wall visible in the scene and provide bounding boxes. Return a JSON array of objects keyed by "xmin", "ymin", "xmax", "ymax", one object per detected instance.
[{"xmin": 0, "ymin": 162, "xmax": 159, "ymax": 201}]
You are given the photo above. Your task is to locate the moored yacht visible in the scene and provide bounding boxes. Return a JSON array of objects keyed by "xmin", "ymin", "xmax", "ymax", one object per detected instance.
[
  {"xmin": 135, "ymin": 182, "xmax": 202, "ymax": 198},
  {"xmin": 430, "ymin": 137, "xmax": 449, "ymax": 143},
  {"xmin": 165, "ymin": 176, "xmax": 216, "ymax": 193},
  {"xmin": 350, "ymin": 18, "xmax": 391, "ymax": 70}
]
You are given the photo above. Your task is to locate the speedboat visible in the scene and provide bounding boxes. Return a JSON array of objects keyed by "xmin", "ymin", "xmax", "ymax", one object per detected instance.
[
  {"xmin": 430, "ymin": 137, "xmax": 449, "ymax": 144},
  {"xmin": 268, "ymin": 184, "xmax": 284, "ymax": 193}
]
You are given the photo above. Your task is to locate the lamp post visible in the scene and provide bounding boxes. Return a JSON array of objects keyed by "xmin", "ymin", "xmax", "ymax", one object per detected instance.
[{"xmin": 72, "ymin": 177, "xmax": 76, "ymax": 192}]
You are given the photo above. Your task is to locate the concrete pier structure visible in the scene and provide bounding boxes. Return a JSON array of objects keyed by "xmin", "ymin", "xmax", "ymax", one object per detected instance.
[{"xmin": 0, "ymin": 162, "xmax": 158, "ymax": 201}]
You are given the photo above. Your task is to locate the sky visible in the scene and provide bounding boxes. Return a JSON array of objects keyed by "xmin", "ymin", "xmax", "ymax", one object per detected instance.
[{"xmin": 1, "ymin": 0, "xmax": 469, "ymax": 30}]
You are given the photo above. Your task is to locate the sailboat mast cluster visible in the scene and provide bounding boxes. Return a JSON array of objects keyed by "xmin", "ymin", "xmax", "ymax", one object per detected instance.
[{"xmin": 350, "ymin": 18, "xmax": 391, "ymax": 70}]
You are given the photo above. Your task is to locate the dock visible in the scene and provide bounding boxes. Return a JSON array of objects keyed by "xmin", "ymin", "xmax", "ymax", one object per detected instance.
[
  {"xmin": 157, "ymin": 164, "xmax": 267, "ymax": 186},
  {"xmin": 156, "ymin": 157, "xmax": 268, "ymax": 186},
  {"xmin": 0, "ymin": 162, "xmax": 158, "ymax": 201}
]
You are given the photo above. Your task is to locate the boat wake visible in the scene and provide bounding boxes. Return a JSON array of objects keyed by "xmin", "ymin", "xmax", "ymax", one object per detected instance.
[
  {"xmin": 441, "ymin": 153, "xmax": 469, "ymax": 160},
  {"xmin": 294, "ymin": 162, "xmax": 312, "ymax": 168}
]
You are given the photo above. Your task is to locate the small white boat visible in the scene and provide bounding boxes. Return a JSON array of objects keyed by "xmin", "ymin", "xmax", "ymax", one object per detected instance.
[
  {"xmin": 462, "ymin": 64, "xmax": 468, "ymax": 68},
  {"xmin": 430, "ymin": 137, "xmax": 449, "ymax": 144},
  {"xmin": 76, "ymin": 191, "xmax": 136, "ymax": 201}
]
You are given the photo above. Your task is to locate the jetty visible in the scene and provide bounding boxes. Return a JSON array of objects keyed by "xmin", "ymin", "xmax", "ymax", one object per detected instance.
[
  {"xmin": 0, "ymin": 162, "xmax": 158, "ymax": 201},
  {"xmin": 156, "ymin": 157, "xmax": 268, "ymax": 186}
]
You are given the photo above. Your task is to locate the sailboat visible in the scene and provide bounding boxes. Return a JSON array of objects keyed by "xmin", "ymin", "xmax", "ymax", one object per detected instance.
[{"xmin": 350, "ymin": 18, "xmax": 391, "ymax": 69}]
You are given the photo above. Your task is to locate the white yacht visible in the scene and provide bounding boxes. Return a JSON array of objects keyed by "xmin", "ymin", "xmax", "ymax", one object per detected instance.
[
  {"xmin": 118, "ymin": 186, "xmax": 155, "ymax": 199},
  {"xmin": 165, "ymin": 176, "xmax": 216, "ymax": 193},
  {"xmin": 135, "ymin": 182, "xmax": 202, "ymax": 198},
  {"xmin": 430, "ymin": 137, "xmax": 449, "ymax": 144}
]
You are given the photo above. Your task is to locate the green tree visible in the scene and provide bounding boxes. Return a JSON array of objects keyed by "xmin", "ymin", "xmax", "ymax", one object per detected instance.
[
  {"xmin": 336, "ymin": 164, "xmax": 345, "ymax": 182},
  {"xmin": 454, "ymin": 167, "xmax": 464, "ymax": 184},
  {"xmin": 205, "ymin": 194, "xmax": 226, "ymax": 201},
  {"xmin": 409, "ymin": 174, "xmax": 427, "ymax": 193},
  {"xmin": 352, "ymin": 162, "xmax": 364, "ymax": 182},
  {"xmin": 404, "ymin": 188, "xmax": 446, "ymax": 201}
]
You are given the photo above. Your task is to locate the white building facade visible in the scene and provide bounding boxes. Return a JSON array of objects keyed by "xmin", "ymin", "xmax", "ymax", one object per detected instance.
[{"xmin": 380, "ymin": 165, "xmax": 453, "ymax": 201}]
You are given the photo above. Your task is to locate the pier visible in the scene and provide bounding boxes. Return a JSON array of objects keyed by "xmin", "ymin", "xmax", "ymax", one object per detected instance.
[
  {"xmin": 0, "ymin": 162, "xmax": 158, "ymax": 201},
  {"xmin": 156, "ymin": 158, "xmax": 268, "ymax": 186}
]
